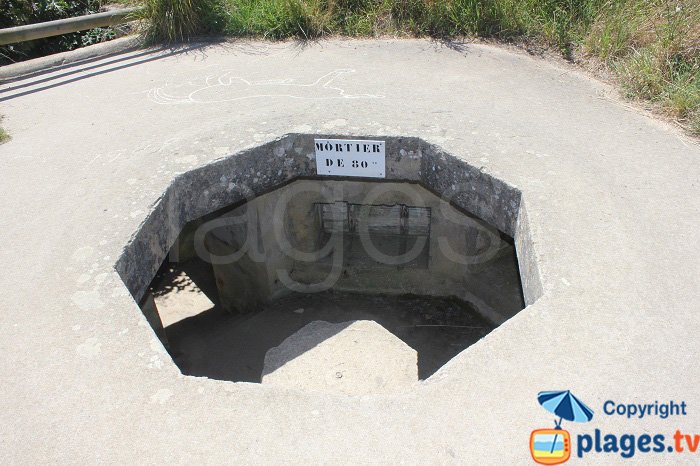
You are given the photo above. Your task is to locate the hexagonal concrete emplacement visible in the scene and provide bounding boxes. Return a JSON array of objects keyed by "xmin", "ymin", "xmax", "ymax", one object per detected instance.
[
  {"xmin": 116, "ymin": 134, "xmax": 536, "ymax": 388},
  {"xmin": 262, "ymin": 320, "xmax": 418, "ymax": 395}
]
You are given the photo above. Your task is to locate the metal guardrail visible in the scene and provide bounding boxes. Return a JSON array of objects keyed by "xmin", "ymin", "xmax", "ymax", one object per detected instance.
[{"xmin": 0, "ymin": 8, "xmax": 142, "ymax": 46}]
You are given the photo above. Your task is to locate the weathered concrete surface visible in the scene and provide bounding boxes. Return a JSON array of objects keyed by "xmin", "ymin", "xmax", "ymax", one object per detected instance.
[
  {"xmin": 1, "ymin": 39, "xmax": 699, "ymax": 464},
  {"xmin": 262, "ymin": 320, "xmax": 418, "ymax": 395},
  {"xmin": 112, "ymin": 134, "xmax": 520, "ymax": 307},
  {"xmin": 200, "ymin": 179, "xmax": 522, "ymax": 322}
]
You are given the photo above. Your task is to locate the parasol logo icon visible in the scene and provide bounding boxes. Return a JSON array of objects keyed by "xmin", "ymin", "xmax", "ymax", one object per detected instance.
[{"xmin": 530, "ymin": 390, "xmax": 594, "ymax": 465}]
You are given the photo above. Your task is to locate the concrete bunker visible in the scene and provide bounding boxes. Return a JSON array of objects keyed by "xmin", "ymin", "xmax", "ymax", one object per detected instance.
[{"xmin": 116, "ymin": 135, "xmax": 542, "ymax": 391}]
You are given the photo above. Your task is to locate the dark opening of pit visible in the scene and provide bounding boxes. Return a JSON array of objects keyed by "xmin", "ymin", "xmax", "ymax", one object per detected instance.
[{"xmin": 141, "ymin": 179, "xmax": 525, "ymax": 382}]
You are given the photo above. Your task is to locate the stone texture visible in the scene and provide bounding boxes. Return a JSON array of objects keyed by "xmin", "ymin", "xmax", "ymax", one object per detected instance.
[
  {"xmin": 114, "ymin": 135, "xmax": 521, "ymax": 305},
  {"xmin": 262, "ymin": 320, "xmax": 418, "ymax": 395},
  {"xmin": 198, "ymin": 179, "xmax": 522, "ymax": 322}
]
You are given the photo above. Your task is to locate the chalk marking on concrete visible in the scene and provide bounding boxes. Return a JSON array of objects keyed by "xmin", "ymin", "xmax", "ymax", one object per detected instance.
[{"xmin": 146, "ymin": 69, "xmax": 385, "ymax": 105}]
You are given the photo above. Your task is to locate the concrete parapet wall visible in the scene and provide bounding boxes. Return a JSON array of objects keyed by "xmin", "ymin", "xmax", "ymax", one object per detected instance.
[{"xmin": 115, "ymin": 134, "xmax": 531, "ymax": 319}]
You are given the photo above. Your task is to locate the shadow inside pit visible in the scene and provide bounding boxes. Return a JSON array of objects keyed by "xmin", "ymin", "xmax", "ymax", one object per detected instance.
[{"xmin": 154, "ymin": 258, "xmax": 495, "ymax": 382}]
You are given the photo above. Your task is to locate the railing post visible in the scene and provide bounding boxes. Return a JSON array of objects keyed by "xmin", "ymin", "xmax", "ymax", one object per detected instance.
[{"xmin": 0, "ymin": 8, "xmax": 142, "ymax": 46}]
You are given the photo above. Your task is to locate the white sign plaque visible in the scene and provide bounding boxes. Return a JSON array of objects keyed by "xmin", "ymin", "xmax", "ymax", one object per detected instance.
[{"xmin": 314, "ymin": 138, "xmax": 385, "ymax": 178}]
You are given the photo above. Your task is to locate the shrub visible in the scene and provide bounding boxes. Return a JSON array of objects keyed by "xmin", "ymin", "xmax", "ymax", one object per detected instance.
[
  {"xmin": 137, "ymin": 0, "xmax": 228, "ymax": 42},
  {"xmin": 0, "ymin": 0, "xmax": 112, "ymax": 65}
]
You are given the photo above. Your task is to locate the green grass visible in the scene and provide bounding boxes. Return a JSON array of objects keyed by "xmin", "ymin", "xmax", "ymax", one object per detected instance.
[
  {"xmin": 135, "ymin": 0, "xmax": 700, "ymax": 135},
  {"xmin": 133, "ymin": 0, "xmax": 226, "ymax": 42},
  {"xmin": 133, "ymin": 0, "xmax": 606, "ymax": 44},
  {"xmin": 0, "ymin": 116, "xmax": 8, "ymax": 144},
  {"xmin": 586, "ymin": 0, "xmax": 700, "ymax": 133},
  {"xmin": 218, "ymin": 0, "xmax": 604, "ymax": 49}
]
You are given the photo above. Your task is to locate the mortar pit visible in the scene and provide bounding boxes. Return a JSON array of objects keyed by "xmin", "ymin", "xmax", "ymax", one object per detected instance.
[{"xmin": 141, "ymin": 179, "xmax": 525, "ymax": 384}]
